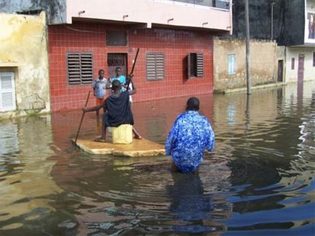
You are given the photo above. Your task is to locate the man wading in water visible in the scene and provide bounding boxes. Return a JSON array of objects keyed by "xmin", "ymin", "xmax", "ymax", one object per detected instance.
[{"xmin": 165, "ymin": 97, "xmax": 215, "ymax": 173}]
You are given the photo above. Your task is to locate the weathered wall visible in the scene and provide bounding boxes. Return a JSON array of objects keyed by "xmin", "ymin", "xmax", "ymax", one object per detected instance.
[
  {"xmin": 0, "ymin": 0, "xmax": 66, "ymax": 24},
  {"xmin": 0, "ymin": 12, "xmax": 50, "ymax": 118},
  {"xmin": 213, "ymin": 38, "xmax": 277, "ymax": 91},
  {"xmin": 285, "ymin": 47, "xmax": 315, "ymax": 83}
]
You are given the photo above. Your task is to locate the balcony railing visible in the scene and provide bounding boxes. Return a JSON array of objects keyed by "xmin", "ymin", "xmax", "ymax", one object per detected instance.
[{"xmin": 172, "ymin": 0, "xmax": 230, "ymax": 9}]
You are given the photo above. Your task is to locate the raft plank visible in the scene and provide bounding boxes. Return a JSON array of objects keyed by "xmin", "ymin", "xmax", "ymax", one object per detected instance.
[{"xmin": 74, "ymin": 138, "xmax": 165, "ymax": 157}]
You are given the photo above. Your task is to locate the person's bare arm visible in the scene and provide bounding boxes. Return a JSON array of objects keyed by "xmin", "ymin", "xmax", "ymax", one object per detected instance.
[
  {"xmin": 83, "ymin": 104, "xmax": 102, "ymax": 113},
  {"xmin": 127, "ymin": 75, "xmax": 136, "ymax": 95}
]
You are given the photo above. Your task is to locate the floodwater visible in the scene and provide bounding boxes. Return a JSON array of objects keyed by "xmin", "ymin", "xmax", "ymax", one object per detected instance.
[{"xmin": 0, "ymin": 82, "xmax": 314, "ymax": 236}]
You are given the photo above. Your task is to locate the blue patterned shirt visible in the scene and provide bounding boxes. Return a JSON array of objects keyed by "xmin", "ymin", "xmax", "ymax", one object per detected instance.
[{"xmin": 165, "ymin": 111, "xmax": 215, "ymax": 173}]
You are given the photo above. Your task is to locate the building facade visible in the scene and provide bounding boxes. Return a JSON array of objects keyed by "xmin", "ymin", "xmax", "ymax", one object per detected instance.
[
  {"xmin": 0, "ymin": 12, "xmax": 50, "ymax": 118},
  {"xmin": 0, "ymin": 0, "xmax": 232, "ymax": 112},
  {"xmin": 285, "ymin": 0, "xmax": 315, "ymax": 84},
  {"xmin": 231, "ymin": 0, "xmax": 315, "ymax": 86},
  {"xmin": 213, "ymin": 38, "xmax": 278, "ymax": 92}
]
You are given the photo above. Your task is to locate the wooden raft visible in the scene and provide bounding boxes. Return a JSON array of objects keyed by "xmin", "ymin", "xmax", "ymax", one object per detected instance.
[{"xmin": 74, "ymin": 138, "xmax": 165, "ymax": 157}]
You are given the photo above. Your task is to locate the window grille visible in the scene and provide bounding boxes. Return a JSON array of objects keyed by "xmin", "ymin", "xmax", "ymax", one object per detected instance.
[
  {"xmin": 67, "ymin": 53, "xmax": 93, "ymax": 85},
  {"xmin": 146, "ymin": 53, "xmax": 165, "ymax": 81}
]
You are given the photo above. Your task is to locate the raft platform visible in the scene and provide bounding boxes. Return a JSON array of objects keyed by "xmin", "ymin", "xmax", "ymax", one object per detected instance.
[{"xmin": 74, "ymin": 138, "xmax": 165, "ymax": 157}]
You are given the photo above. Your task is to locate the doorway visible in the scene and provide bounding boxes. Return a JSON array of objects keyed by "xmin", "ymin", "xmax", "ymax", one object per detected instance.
[
  {"xmin": 297, "ymin": 54, "xmax": 305, "ymax": 100},
  {"xmin": 107, "ymin": 53, "xmax": 128, "ymax": 79}
]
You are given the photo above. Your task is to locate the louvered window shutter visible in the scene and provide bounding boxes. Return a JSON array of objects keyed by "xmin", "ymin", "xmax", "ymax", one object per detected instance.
[
  {"xmin": 67, "ymin": 53, "xmax": 93, "ymax": 85},
  {"xmin": 81, "ymin": 54, "xmax": 93, "ymax": 84},
  {"xmin": 187, "ymin": 53, "xmax": 204, "ymax": 78},
  {"xmin": 146, "ymin": 53, "xmax": 165, "ymax": 81},
  {"xmin": 0, "ymin": 72, "xmax": 16, "ymax": 111},
  {"xmin": 196, "ymin": 53, "xmax": 204, "ymax": 77}
]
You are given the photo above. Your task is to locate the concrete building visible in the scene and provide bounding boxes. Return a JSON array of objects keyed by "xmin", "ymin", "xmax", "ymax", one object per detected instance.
[
  {"xmin": 213, "ymin": 38, "xmax": 278, "ymax": 92},
  {"xmin": 285, "ymin": 0, "xmax": 315, "ymax": 84},
  {"xmin": 0, "ymin": 12, "xmax": 50, "ymax": 118},
  {"xmin": 0, "ymin": 0, "xmax": 232, "ymax": 112},
  {"xmin": 215, "ymin": 0, "xmax": 315, "ymax": 93}
]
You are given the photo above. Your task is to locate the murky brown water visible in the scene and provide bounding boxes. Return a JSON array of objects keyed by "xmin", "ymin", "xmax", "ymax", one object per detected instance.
[{"xmin": 0, "ymin": 82, "xmax": 314, "ymax": 235}]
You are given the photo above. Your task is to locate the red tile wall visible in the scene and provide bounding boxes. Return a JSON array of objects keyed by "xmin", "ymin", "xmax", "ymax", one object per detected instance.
[{"xmin": 48, "ymin": 22, "xmax": 214, "ymax": 111}]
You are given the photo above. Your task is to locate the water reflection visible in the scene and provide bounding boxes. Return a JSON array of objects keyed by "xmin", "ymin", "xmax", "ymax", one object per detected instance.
[
  {"xmin": 0, "ymin": 116, "xmax": 65, "ymax": 234},
  {"xmin": 167, "ymin": 172, "xmax": 229, "ymax": 233},
  {"xmin": 0, "ymin": 122, "xmax": 19, "ymax": 157},
  {"xmin": 0, "ymin": 82, "xmax": 314, "ymax": 235}
]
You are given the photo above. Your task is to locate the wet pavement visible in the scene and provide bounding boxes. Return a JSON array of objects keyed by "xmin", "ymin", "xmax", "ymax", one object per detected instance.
[{"xmin": 0, "ymin": 82, "xmax": 314, "ymax": 235}]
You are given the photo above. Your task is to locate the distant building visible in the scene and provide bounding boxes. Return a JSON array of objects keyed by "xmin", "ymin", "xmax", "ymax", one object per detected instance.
[
  {"xmin": 0, "ymin": 0, "xmax": 232, "ymax": 112},
  {"xmin": 230, "ymin": 0, "xmax": 315, "ymax": 86}
]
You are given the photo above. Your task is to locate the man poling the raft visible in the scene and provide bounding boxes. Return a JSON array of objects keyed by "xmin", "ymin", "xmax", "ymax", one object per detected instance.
[
  {"xmin": 82, "ymin": 48, "xmax": 141, "ymax": 143},
  {"xmin": 82, "ymin": 78, "xmax": 140, "ymax": 143}
]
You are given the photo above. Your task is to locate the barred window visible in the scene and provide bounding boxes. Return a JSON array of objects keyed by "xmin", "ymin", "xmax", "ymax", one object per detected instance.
[
  {"xmin": 188, "ymin": 53, "xmax": 204, "ymax": 78},
  {"xmin": 67, "ymin": 53, "xmax": 93, "ymax": 85},
  {"xmin": 146, "ymin": 52, "xmax": 165, "ymax": 81}
]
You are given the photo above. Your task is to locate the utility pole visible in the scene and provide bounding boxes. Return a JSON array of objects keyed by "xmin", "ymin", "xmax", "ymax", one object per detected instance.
[
  {"xmin": 245, "ymin": 0, "xmax": 251, "ymax": 95},
  {"xmin": 271, "ymin": 1, "xmax": 275, "ymax": 40}
]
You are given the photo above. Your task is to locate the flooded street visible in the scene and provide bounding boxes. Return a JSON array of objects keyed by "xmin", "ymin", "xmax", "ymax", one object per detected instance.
[{"xmin": 0, "ymin": 82, "xmax": 314, "ymax": 235}]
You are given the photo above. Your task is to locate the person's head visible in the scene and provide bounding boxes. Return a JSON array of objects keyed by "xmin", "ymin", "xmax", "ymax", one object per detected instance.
[
  {"xmin": 186, "ymin": 97, "xmax": 200, "ymax": 111},
  {"xmin": 115, "ymin": 67, "xmax": 122, "ymax": 76},
  {"xmin": 111, "ymin": 79, "xmax": 121, "ymax": 92},
  {"xmin": 98, "ymin": 69, "xmax": 105, "ymax": 78}
]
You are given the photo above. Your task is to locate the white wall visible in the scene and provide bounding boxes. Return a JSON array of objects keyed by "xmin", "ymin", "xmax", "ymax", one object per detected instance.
[
  {"xmin": 66, "ymin": 0, "xmax": 232, "ymax": 32},
  {"xmin": 286, "ymin": 47, "xmax": 315, "ymax": 83}
]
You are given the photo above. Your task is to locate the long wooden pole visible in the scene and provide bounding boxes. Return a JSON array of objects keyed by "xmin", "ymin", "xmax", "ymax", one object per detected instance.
[
  {"xmin": 74, "ymin": 91, "xmax": 91, "ymax": 144},
  {"xmin": 130, "ymin": 48, "xmax": 140, "ymax": 76},
  {"xmin": 126, "ymin": 48, "xmax": 140, "ymax": 89}
]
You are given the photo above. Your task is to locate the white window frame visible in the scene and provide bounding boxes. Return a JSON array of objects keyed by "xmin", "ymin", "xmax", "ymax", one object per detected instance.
[
  {"xmin": 228, "ymin": 54, "xmax": 236, "ymax": 75},
  {"xmin": 0, "ymin": 72, "xmax": 16, "ymax": 112}
]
